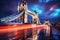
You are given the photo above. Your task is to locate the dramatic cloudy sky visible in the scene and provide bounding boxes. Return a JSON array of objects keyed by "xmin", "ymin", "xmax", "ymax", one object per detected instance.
[{"xmin": 0, "ymin": 0, "xmax": 60, "ymax": 23}]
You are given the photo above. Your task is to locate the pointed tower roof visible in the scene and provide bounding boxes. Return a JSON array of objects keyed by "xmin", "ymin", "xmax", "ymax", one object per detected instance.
[{"xmin": 21, "ymin": 0, "xmax": 27, "ymax": 6}]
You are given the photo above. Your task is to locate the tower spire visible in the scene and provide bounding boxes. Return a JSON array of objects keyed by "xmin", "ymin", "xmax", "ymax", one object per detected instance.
[
  {"xmin": 22, "ymin": 0, "xmax": 27, "ymax": 6},
  {"xmin": 22, "ymin": 0, "xmax": 25, "ymax": 6},
  {"xmin": 22, "ymin": 0, "xmax": 24, "ymax": 3}
]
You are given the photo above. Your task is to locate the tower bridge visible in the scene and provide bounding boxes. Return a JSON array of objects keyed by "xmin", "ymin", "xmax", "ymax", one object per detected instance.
[
  {"xmin": 0, "ymin": 0, "xmax": 51, "ymax": 40},
  {"xmin": 0, "ymin": 0, "xmax": 40, "ymax": 24}
]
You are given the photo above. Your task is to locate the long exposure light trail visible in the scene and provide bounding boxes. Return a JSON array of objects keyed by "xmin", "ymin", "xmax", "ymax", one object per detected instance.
[{"xmin": 0, "ymin": 24, "xmax": 47, "ymax": 33}]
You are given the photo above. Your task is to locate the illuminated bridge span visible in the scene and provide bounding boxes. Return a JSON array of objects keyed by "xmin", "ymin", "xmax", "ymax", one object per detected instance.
[
  {"xmin": 0, "ymin": 10, "xmax": 41, "ymax": 24},
  {"xmin": 0, "ymin": 10, "xmax": 24, "ymax": 22},
  {"xmin": 0, "ymin": 0, "xmax": 51, "ymax": 40},
  {"xmin": 0, "ymin": 0, "xmax": 41, "ymax": 24}
]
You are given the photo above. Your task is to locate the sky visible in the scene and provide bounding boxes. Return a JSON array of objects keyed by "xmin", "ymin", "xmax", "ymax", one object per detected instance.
[{"xmin": 0, "ymin": 0, "xmax": 60, "ymax": 23}]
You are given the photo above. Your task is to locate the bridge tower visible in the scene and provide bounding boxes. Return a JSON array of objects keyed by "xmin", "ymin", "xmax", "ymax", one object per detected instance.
[
  {"xmin": 18, "ymin": 0, "xmax": 28, "ymax": 23},
  {"xmin": 21, "ymin": 0, "xmax": 28, "ymax": 40},
  {"xmin": 17, "ymin": 0, "xmax": 39, "ymax": 40},
  {"xmin": 44, "ymin": 20, "xmax": 50, "ymax": 40},
  {"xmin": 32, "ymin": 11, "xmax": 38, "ymax": 24}
]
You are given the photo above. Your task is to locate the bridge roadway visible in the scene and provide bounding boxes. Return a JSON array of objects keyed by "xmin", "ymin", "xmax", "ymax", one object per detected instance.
[
  {"xmin": 0, "ymin": 24, "xmax": 47, "ymax": 33},
  {"xmin": 0, "ymin": 24, "xmax": 48, "ymax": 40}
]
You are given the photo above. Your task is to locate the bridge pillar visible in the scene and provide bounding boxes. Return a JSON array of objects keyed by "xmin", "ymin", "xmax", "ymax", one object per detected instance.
[
  {"xmin": 23, "ymin": 2, "xmax": 28, "ymax": 23},
  {"xmin": 32, "ymin": 11, "xmax": 38, "ymax": 24},
  {"xmin": 24, "ymin": 11, "xmax": 28, "ymax": 23}
]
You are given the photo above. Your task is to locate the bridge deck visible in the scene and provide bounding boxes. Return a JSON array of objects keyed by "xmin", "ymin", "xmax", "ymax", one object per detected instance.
[
  {"xmin": 0, "ymin": 24, "xmax": 48, "ymax": 40},
  {"xmin": 0, "ymin": 24, "xmax": 46, "ymax": 33}
]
